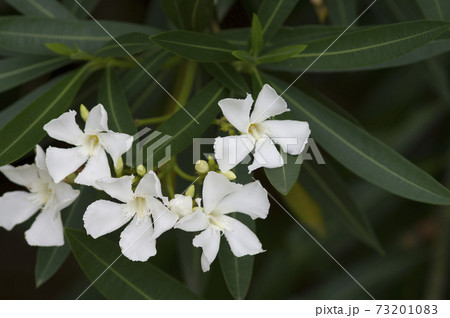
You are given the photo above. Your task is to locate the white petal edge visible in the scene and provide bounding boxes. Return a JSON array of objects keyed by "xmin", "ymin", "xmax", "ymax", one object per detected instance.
[
  {"xmin": 0, "ymin": 191, "xmax": 41, "ymax": 231},
  {"xmin": 202, "ymin": 171, "xmax": 241, "ymax": 214},
  {"xmin": 150, "ymin": 198, "xmax": 178, "ymax": 239},
  {"xmin": 0, "ymin": 164, "xmax": 39, "ymax": 187},
  {"xmin": 135, "ymin": 171, "xmax": 164, "ymax": 199},
  {"xmin": 83, "ymin": 200, "xmax": 131, "ymax": 238},
  {"xmin": 25, "ymin": 208, "xmax": 64, "ymax": 246},
  {"xmin": 217, "ymin": 93, "xmax": 253, "ymax": 133},
  {"xmin": 85, "ymin": 104, "xmax": 109, "ymax": 133},
  {"xmin": 223, "ymin": 216, "xmax": 264, "ymax": 257},
  {"xmin": 175, "ymin": 208, "xmax": 209, "ymax": 232},
  {"xmin": 264, "ymin": 120, "xmax": 311, "ymax": 155},
  {"xmin": 248, "ymin": 137, "xmax": 284, "ymax": 172},
  {"xmin": 46, "ymin": 146, "xmax": 88, "ymax": 184},
  {"xmin": 214, "ymin": 135, "xmax": 254, "ymax": 173},
  {"xmin": 193, "ymin": 227, "xmax": 221, "ymax": 272},
  {"xmin": 75, "ymin": 149, "xmax": 111, "ymax": 188},
  {"xmin": 52, "ymin": 182, "xmax": 80, "ymax": 212},
  {"xmin": 43, "ymin": 110, "xmax": 84, "ymax": 145},
  {"xmin": 98, "ymin": 131, "xmax": 133, "ymax": 166},
  {"xmin": 120, "ymin": 215, "xmax": 156, "ymax": 262},
  {"xmin": 250, "ymin": 84, "xmax": 289, "ymax": 123},
  {"xmin": 96, "ymin": 175, "xmax": 134, "ymax": 203}
]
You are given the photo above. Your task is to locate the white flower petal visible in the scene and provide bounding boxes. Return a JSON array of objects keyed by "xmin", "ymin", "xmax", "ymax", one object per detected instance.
[
  {"xmin": 43, "ymin": 110, "xmax": 84, "ymax": 145},
  {"xmin": 175, "ymin": 208, "xmax": 209, "ymax": 232},
  {"xmin": 120, "ymin": 215, "xmax": 156, "ymax": 262},
  {"xmin": 248, "ymin": 137, "xmax": 284, "ymax": 172},
  {"xmin": 96, "ymin": 176, "xmax": 134, "ymax": 203},
  {"xmin": 83, "ymin": 200, "xmax": 131, "ymax": 238},
  {"xmin": 202, "ymin": 171, "xmax": 241, "ymax": 214},
  {"xmin": 52, "ymin": 182, "xmax": 80, "ymax": 212},
  {"xmin": 46, "ymin": 146, "xmax": 88, "ymax": 183},
  {"xmin": 218, "ymin": 93, "xmax": 253, "ymax": 133},
  {"xmin": 0, "ymin": 164, "xmax": 39, "ymax": 187},
  {"xmin": 85, "ymin": 104, "xmax": 108, "ymax": 132},
  {"xmin": 223, "ymin": 216, "xmax": 264, "ymax": 257},
  {"xmin": 250, "ymin": 84, "xmax": 289, "ymax": 123},
  {"xmin": 35, "ymin": 145, "xmax": 47, "ymax": 172},
  {"xmin": 264, "ymin": 120, "xmax": 311, "ymax": 155},
  {"xmin": 25, "ymin": 207, "xmax": 64, "ymax": 246},
  {"xmin": 75, "ymin": 149, "xmax": 111, "ymax": 188},
  {"xmin": 135, "ymin": 171, "xmax": 164, "ymax": 199},
  {"xmin": 215, "ymin": 181, "xmax": 270, "ymax": 220},
  {"xmin": 0, "ymin": 191, "xmax": 41, "ymax": 231},
  {"xmin": 168, "ymin": 194, "xmax": 193, "ymax": 218},
  {"xmin": 193, "ymin": 227, "xmax": 221, "ymax": 272},
  {"xmin": 214, "ymin": 135, "xmax": 254, "ymax": 172},
  {"xmin": 151, "ymin": 198, "xmax": 178, "ymax": 239},
  {"xmin": 98, "ymin": 132, "xmax": 133, "ymax": 166}
]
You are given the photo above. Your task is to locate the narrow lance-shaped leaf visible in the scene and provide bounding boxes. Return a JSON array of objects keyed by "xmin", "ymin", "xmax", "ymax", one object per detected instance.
[
  {"xmin": 263, "ymin": 21, "xmax": 450, "ymax": 71},
  {"xmin": 201, "ymin": 62, "xmax": 249, "ymax": 97},
  {"xmin": 143, "ymin": 81, "xmax": 226, "ymax": 168},
  {"xmin": 151, "ymin": 30, "xmax": 237, "ymax": 62},
  {"xmin": 0, "ymin": 66, "xmax": 90, "ymax": 166},
  {"xmin": 264, "ymin": 152, "xmax": 301, "ymax": 195},
  {"xmin": 0, "ymin": 55, "xmax": 69, "ymax": 94},
  {"xmin": 325, "ymin": 0, "xmax": 357, "ymax": 26},
  {"xmin": 258, "ymin": 0, "xmax": 300, "ymax": 42},
  {"xmin": 265, "ymin": 75, "xmax": 450, "ymax": 205},
  {"xmin": 6, "ymin": 0, "xmax": 77, "ymax": 20},
  {"xmin": 95, "ymin": 33, "xmax": 155, "ymax": 57},
  {"xmin": 65, "ymin": 229, "xmax": 200, "ymax": 300},
  {"xmin": 257, "ymin": 44, "xmax": 307, "ymax": 64},
  {"xmin": 300, "ymin": 161, "xmax": 382, "ymax": 252},
  {"xmin": 35, "ymin": 186, "xmax": 97, "ymax": 288},
  {"xmin": 219, "ymin": 164, "xmax": 255, "ymax": 300},
  {"xmin": 161, "ymin": 0, "xmax": 214, "ymax": 32},
  {"xmin": 250, "ymin": 13, "xmax": 263, "ymax": 56},
  {"xmin": 0, "ymin": 17, "xmax": 159, "ymax": 55},
  {"xmin": 98, "ymin": 66, "xmax": 137, "ymax": 136},
  {"xmin": 61, "ymin": 0, "xmax": 100, "ymax": 19}
]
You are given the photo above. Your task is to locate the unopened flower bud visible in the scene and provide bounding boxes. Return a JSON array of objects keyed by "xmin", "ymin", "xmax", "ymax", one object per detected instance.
[
  {"xmin": 80, "ymin": 104, "xmax": 89, "ymax": 122},
  {"xmin": 136, "ymin": 164, "xmax": 146, "ymax": 177},
  {"xmin": 208, "ymin": 155, "xmax": 215, "ymax": 167},
  {"xmin": 185, "ymin": 185, "xmax": 195, "ymax": 198},
  {"xmin": 195, "ymin": 160, "xmax": 209, "ymax": 174},
  {"xmin": 114, "ymin": 157, "xmax": 124, "ymax": 177},
  {"xmin": 221, "ymin": 170, "xmax": 236, "ymax": 181}
]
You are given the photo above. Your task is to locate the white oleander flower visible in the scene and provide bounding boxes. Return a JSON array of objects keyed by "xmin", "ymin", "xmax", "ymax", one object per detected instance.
[
  {"xmin": 214, "ymin": 84, "xmax": 311, "ymax": 172},
  {"xmin": 83, "ymin": 171, "xmax": 175, "ymax": 262},
  {"xmin": 175, "ymin": 171, "xmax": 270, "ymax": 272},
  {"xmin": 44, "ymin": 104, "xmax": 133, "ymax": 188},
  {"xmin": 0, "ymin": 146, "xmax": 80, "ymax": 246}
]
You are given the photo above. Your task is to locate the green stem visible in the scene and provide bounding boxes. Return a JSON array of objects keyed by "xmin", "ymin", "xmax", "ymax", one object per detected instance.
[
  {"xmin": 168, "ymin": 60, "xmax": 197, "ymax": 112},
  {"xmin": 174, "ymin": 163, "xmax": 197, "ymax": 182},
  {"xmin": 165, "ymin": 174, "xmax": 175, "ymax": 199},
  {"xmin": 252, "ymin": 67, "xmax": 264, "ymax": 92},
  {"xmin": 135, "ymin": 114, "xmax": 173, "ymax": 127}
]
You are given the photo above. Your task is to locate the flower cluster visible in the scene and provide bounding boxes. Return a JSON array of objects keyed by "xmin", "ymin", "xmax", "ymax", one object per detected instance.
[{"xmin": 0, "ymin": 84, "xmax": 310, "ymax": 272}]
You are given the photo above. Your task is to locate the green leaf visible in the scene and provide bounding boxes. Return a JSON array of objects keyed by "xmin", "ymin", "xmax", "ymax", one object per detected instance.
[
  {"xmin": 416, "ymin": 0, "xmax": 450, "ymax": 20},
  {"xmin": 35, "ymin": 186, "xmax": 97, "ymax": 288},
  {"xmin": 257, "ymin": 44, "xmax": 307, "ymax": 64},
  {"xmin": 232, "ymin": 50, "xmax": 256, "ymax": 63},
  {"xmin": 0, "ymin": 66, "xmax": 90, "ymax": 166},
  {"xmin": 263, "ymin": 21, "xmax": 450, "ymax": 71},
  {"xmin": 122, "ymin": 50, "xmax": 169, "ymax": 99},
  {"xmin": 65, "ymin": 228, "xmax": 200, "ymax": 300},
  {"xmin": 95, "ymin": 33, "xmax": 154, "ymax": 57},
  {"xmin": 144, "ymin": 81, "xmax": 226, "ymax": 168},
  {"xmin": 151, "ymin": 30, "xmax": 236, "ymax": 62},
  {"xmin": 61, "ymin": 0, "xmax": 100, "ymax": 19},
  {"xmin": 265, "ymin": 75, "xmax": 450, "ymax": 205},
  {"xmin": 258, "ymin": 0, "xmax": 299, "ymax": 42},
  {"xmin": 219, "ymin": 213, "xmax": 255, "ymax": 300},
  {"xmin": 45, "ymin": 42, "xmax": 77, "ymax": 56},
  {"xmin": 0, "ymin": 75, "xmax": 65, "ymax": 130},
  {"xmin": 300, "ymin": 161, "xmax": 382, "ymax": 252},
  {"xmin": 264, "ymin": 153, "xmax": 301, "ymax": 195},
  {"xmin": 201, "ymin": 62, "xmax": 249, "ymax": 96},
  {"xmin": 250, "ymin": 14, "xmax": 263, "ymax": 56},
  {"xmin": 161, "ymin": 0, "xmax": 214, "ymax": 32},
  {"xmin": 0, "ymin": 17, "xmax": 159, "ymax": 55},
  {"xmin": 325, "ymin": 0, "xmax": 357, "ymax": 26},
  {"xmin": 0, "ymin": 56, "xmax": 69, "ymax": 94},
  {"xmin": 6, "ymin": 0, "xmax": 77, "ymax": 20},
  {"xmin": 98, "ymin": 66, "xmax": 137, "ymax": 135}
]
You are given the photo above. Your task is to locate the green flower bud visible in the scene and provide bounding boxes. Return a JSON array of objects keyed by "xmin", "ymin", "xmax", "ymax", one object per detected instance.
[
  {"xmin": 137, "ymin": 164, "xmax": 147, "ymax": 177},
  {"xmin": 80, "ymin": 104, "xmax": 89, "ymax": 122},
  {"xmin": 185, "ymin": 185, "xmax": 195, "ymax": 198},
  {"xmin": 195, "ymin": 160, "xmax": 209, "ymax": 174}
]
